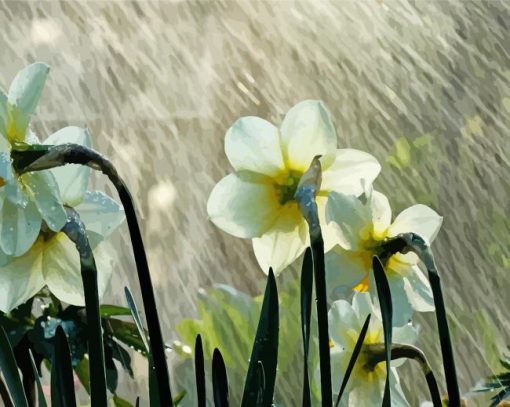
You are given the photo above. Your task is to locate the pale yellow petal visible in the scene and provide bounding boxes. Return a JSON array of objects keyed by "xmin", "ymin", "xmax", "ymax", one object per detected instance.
[
  {"xmin": 207, "ymin": 173, "xmax": 280, "ymax": 239},
  {"xmin": 252, "ymin": 203, "xmax": 308, "ymax": 275},
  {"xmin": 387, "ymin": 204, "xmax": 443, "ymax": 244},
  {"xmin": 224, "ymin": 116, "xmax": 285, "ymax": 177},
  {"xmin": 280, "ymin": 100, "xmax": 337, "ymax": 172}
]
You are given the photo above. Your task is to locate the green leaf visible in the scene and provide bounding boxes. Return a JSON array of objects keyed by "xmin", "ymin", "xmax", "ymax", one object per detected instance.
[
  {"xmin": 28, "ymin": 350, "xmax": 47, "ymax": 407},
  {"xmin": 194, "ymin": 335, "xmax": 206, "ymax": 407},
  {"xmin": 113, "ymin": 395, "xmax": 134, "ymax": 407},
  {"xmin": 100, "ymin": 305, "xmax": 132, "ymax": 318},
  {"xmin": 241, "ymin": 268, "xmax": 279, "ymax": 406},
  {"xmin": 300, "ymin": 248, "xmax": 313, "ymax": 407},
  {"xmin": 212, "ymin": 348, "xmax": 229, "ymax": 406},
  {"xmin": 0, "ymin": 325, "xmax": 28, "ymax": 407},
  {"xmin": 74, "ymin": 358, "xmax": 91, "ymax": 395},
  {"xmin": 335, "ymin": 314, "xmax": 371, "ymax": 407},
  {"xmin": 173, "ymin": 391, "xmax": 187, "ymax": 406},
  {"xmin": 51, "ymin": 326, "xmax": 77, "ymax": 407},
  {"xmin": 372, "ymin": 256, "xmax": 392, "ymax": 407},
  {"xmin": 104, "ymin": 319, "xmax": 148, "ymax": 356}
]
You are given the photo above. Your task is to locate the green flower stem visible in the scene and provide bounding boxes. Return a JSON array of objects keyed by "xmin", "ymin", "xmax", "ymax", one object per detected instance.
[
  {"xmin": 0, "ymin": 376, "xmax": 14, "ymax": 407},
  {"xmin": 379, "ymin": 233, "xmax": 460, "ymax": 407},
  {"xmin": 365, "ymin": 343, "xmax": 442, "ymax": 407},
  {"xmin": 13, "ymin": 144, "xmax": 174, "ymax": 406},
  {"xmin": 61, "ymin": 208, "xmax": 107, "ymax": 407},
  {"xmin": 295, "ymin": 156, "xmax": 332, "ymax": 407}
]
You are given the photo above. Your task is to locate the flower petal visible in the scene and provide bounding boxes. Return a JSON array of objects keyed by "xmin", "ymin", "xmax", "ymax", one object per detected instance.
[
  {"xmin": 224, "ymin": 116, "xmax": 285, "ymax": 177},
  {"xmin": 0, "ymin": 88, "xmax": 7, "ymax": 138},
  {"xmin": 0, "ymin": 239, "xmax": 44, "ymax": 312},
  {"xmin": 326, "ymin": 192, "xmax": 372, "ymax": 251},
  {"xmin": 0, "ymin": 152, "xmax": 14, "ymax": 182},
  {"xmin": 349, "ymin": 376, "xmax": 385, "ymax": 406},
  {"xmin": 44, "ymin": 126, "xmax": 92, "ymax": 206},
  {"xmin": 22, "ymin": 171, "xmax": 67, "ymax": 232},
  {"xmin": 393, "ymin": 323, "xmax": 418, "ymax": 346},
  {"xmin": 371, "ymin": 191, "xmax": 392, "ymax": 238},
  {"xmin": 0, "ymin": 196, "xmax": 41, "ymax": 256},
  {"xmin": 388, "ymin": 204, "xmax": 443, "ymax": 244},
  {"xmin": 403, "ymin": 265, "xmax": 435, "ymax": 313},
  {"xmin": 8, "ymin": 63, "xmax": 49, "ymax": 118},
  {"xmin": 316, "ymin": 195, "xmax": 340, "ymax": 252},
  {"xmin": 74, "ymin": 191, "xmax": 125, "ymax": 247},
  {"xmin": 252, "ymin": 203, "xmax": 308, "ymax": 275},
  {"xmin": 280, "ymin": 100, "xmax": 337, "ymax": 172},
  {"xmin": 321, "ymin": 149, "xmax": 381, "ymax": 196},
  {"xmin": 325, "ymin": 246, "xmax": 369, "ymax": 298},
  {"xmin": 207, "ymin": 172, "xmax": 280, "ymax": 239},
  {"xmin": 328, "ymin": 299, "xmax": 360, "ymax": 349},
  {"xmin": 42, "ymin": 233, "xmax": 114, "ymax": 305}
]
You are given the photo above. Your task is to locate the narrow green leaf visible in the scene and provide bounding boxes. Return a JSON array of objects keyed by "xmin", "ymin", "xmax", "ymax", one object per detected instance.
[
  {"xmin": 241, "ymin": 268, "xmax": 279, "ymax": 407},
  {"xmin": 173, "ymin": 390, "xmax": 186, "ymax": 405},
  {"xmin": 100, "ymin": 305, "xmax": 132, "ymax": 318},
  {"xmin": 372, "ymin": 256, "xmax": 392, "ymax": 407},
  {"xmin": 0, "ymin": 325, "xmax": 28, "ymax": 407},
  {"xmin": 51, "ymin": 326, "xmax": 77, "ymax": 407},
  {"xmin": 113, "ymin": 395, "xmax": 134, "ymax": 407},
  {"xmin": 300, "ymin": 248, "xmax": 313, "ymax": 407},
  {"xmin": 28, "ymin": 350, "xmax": 47, "ymax": 407},
  {"xmin": 212, "ymin": 348, "xmax": 229, "ymax": 406},
  {"xmin": 0, "ymin": 376, "xmax": 14, "ymax": 407},
  {"xmin": 105, "ymin": 319, "xmax": 148, "ymax": 356},
  {"xmin": 335, "ymin": 314, "xmax": 371, "ymax": 407},
  {"xmin": 124, "ymin": 287, "xmax": 150, "ymax": 353},
  {"xmin": 195, "ymin": 335, "xmax": 206, "ymax": 407},
  {"xmin": 74, "ymin": 358, "xmax": 91, "ymax": 394}
]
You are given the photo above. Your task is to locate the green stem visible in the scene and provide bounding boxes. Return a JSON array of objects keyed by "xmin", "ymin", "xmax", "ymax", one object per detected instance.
[
  {"xmin": 380, "ymin": 233, "xmax": 460, "ymax": 407},
  {"xmin": 14, "ymin": 144, "xmax": 174, "ymax": 406},
  {"xmin": 62, "ymin": 208, "xmax": 107, "ymax": 407}
]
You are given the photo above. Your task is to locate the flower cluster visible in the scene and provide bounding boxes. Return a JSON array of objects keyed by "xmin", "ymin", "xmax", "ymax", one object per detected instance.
[
  {"xmin": 0, "ymin": 64, "xmax": 125, "ymax": 312},
  {"xmin": 207, "ymin": 100, "xmax": 443, "ymax": 404}
]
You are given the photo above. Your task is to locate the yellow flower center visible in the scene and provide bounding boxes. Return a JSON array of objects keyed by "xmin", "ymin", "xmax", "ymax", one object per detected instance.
[
  {"xmin": 274, "ymin": 170, "xmax": 303, "ymax": 205},
  {"xmin": 0, "ymin": 177, "xmax": 5, "ymax": 187}
]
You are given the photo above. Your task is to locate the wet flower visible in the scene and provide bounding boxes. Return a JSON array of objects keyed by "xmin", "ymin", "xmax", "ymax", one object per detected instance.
[
  {"xmin": 0, "ymin": 127, "xmax": 125, "ymax": 312},
  {"xmin": 0, "ymin": 63, "xmax": 68, "ymax": 258},
  {"xmin": 325, "ymin": 188, "xmax": 442, "ymax": 325},
  {"xmin": 207, "ymin": 100, "xmax": 381, "ymax": 274},
  {"xmin": 327, "ymin": 292, "xmax": 416, "ymax": 406}
]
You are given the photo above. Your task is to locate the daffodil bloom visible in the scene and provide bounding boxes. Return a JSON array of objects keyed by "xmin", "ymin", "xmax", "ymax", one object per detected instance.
[
  {"xmin": 325, "ymin": 189, "xmax": 442, "ymax": 325},
  {"xmin": 0, "ymin": 127, "xmax": 125, "ymax": 312},
  {"xmin": 327, "ymin": 292, "xmax": 417, "ymax": 406},
  {"xmin": 0, "ymin": 63, "xmax": 68, "ymax": 258},
  {"xmin": 207, "ymin": 100, "xmax": 381, "ymax": 274}
]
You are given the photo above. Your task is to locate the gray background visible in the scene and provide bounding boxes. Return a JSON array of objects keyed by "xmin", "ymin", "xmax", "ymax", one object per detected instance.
[{"xmin": 0, "ymin": 0, "xmax": 508, "ymax": 405}]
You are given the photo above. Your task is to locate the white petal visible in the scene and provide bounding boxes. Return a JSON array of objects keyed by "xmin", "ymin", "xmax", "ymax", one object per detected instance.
[
  {"xmin": 352, "ymin": 291, "xmax": 375, "ymax": 321},
  {"xmin": 328, "ymin": 299, "xmax": 360, "ymax": 349},
  {"xmin": 316, "ymin": 195, "xmax": 340, "ymax": 252},
  {"xmin": 252, "ymin": 203, "xmax": 308, "ymax": 275},
  {"xmin": 75, "ymin": 191, "xmax": 125, "ymax": 247},
  {"xmin": 0, "ymin": 196, "xmax": 41, "ymax": 256},
  {"xmin": 280, "ymin": 100, "xmax": 337, "ymax": 172},
  {"xmin": 22, "ymin": 171, "xmax": 67, "ymax": 232},
  {"xmin": 44, "ymin": 126, "xmax": 92, "ymax": 206},
  {"xmin": 321, "ymin": 149, "xmax": 381, "ymax": 195},
  {"xmin": 390, "ymin": 369, "xmax": 411, "ymax": 407},
  {"xmin": 42, "ymin": 233, "xmax": 114, "ymax": 305},
  {"xmin": 325, "ymin": 246, "xmax": 369, "ymax": 298},
  {"xmin": 0, "ymin": 152, "xmax": 14, "ymax": 182},
  {"xmin": 403, "ymin": 265, "xmax": 435, "ymax": 313},
  {"xmin": 326, "ymin": 192, "xmax": 372, "ymax": 251},
  {"xmin": 393, "ymin": 323, "xmax": 418, "ymax": 346},
  {"xmin": 370, "ymin": 191, "xmax": 392, "ymax": 238},
  {"xmin": 224, "ymin": 117, "xmax": 285, "ymax": 177},
  {"xmin": 207, "ymin": 172, "xmax": 280, "ymax": 239},
  {"xmin": 0, "ymin": 239, "xmax": 44, "ymax": 312},
  {"xmin": 8, "ymin": 63, "xmax": 49, "ymax": 118},
  {"xmin": 330, "ymin": 347, "xmax": 351, "ymax": 402},
  {"xmin": 388, "ymin": 204, "xmax": 443, "ymax": 244},
  {"xmin": 349, "ymin": 377, "xmax": 385, "ymax": 407}
]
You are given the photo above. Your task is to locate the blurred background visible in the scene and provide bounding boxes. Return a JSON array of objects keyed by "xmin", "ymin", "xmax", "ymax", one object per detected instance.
[{"xmin": 0, "ymin": 0, "xmax": 508, "ymax": 405}]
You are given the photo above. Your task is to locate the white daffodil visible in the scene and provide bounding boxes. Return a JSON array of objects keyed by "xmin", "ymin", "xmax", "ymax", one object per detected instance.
[
  {"xmin": 325, "ymin": 189, "xmax": 442, "ymax": 325},
  {"xmin": 207, "ymin": 100, "xmax": 381, "ymax": 274},
  {"xmin": 0, "ymin": 127, "xmax": 125, "ymax": 312},
  {"xmin": 0, "ymin": 63, "xmax": 68, "ymax": 259},
  {"xmin": 327, "ymin": 292, "xmax": 417, "ymax": 406}
]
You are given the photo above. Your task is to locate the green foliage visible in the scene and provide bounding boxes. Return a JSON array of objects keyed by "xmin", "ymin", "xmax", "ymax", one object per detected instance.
[{"xmin": 472, "ymin": 347, "xmax": 510, "ymax": 406}]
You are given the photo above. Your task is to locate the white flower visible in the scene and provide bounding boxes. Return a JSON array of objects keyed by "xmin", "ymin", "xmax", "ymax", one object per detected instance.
[
  {"xmin": 0, "ymin": 127, "xmax": 125, "ymax": 312},
  {"xmin": 327, "ymin": 292, "xmax": 416, "ymax": 406},
  {"xmin": 0, "ymin": 63, "xmax": 68, "ymax": 258},
  {"xmin": 325, "ymin": 189, "xmax": 442, "ymax": 325},
  {"xmin": 207, "ymin": 100, "xmax": 381, "ymax": 274}
]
